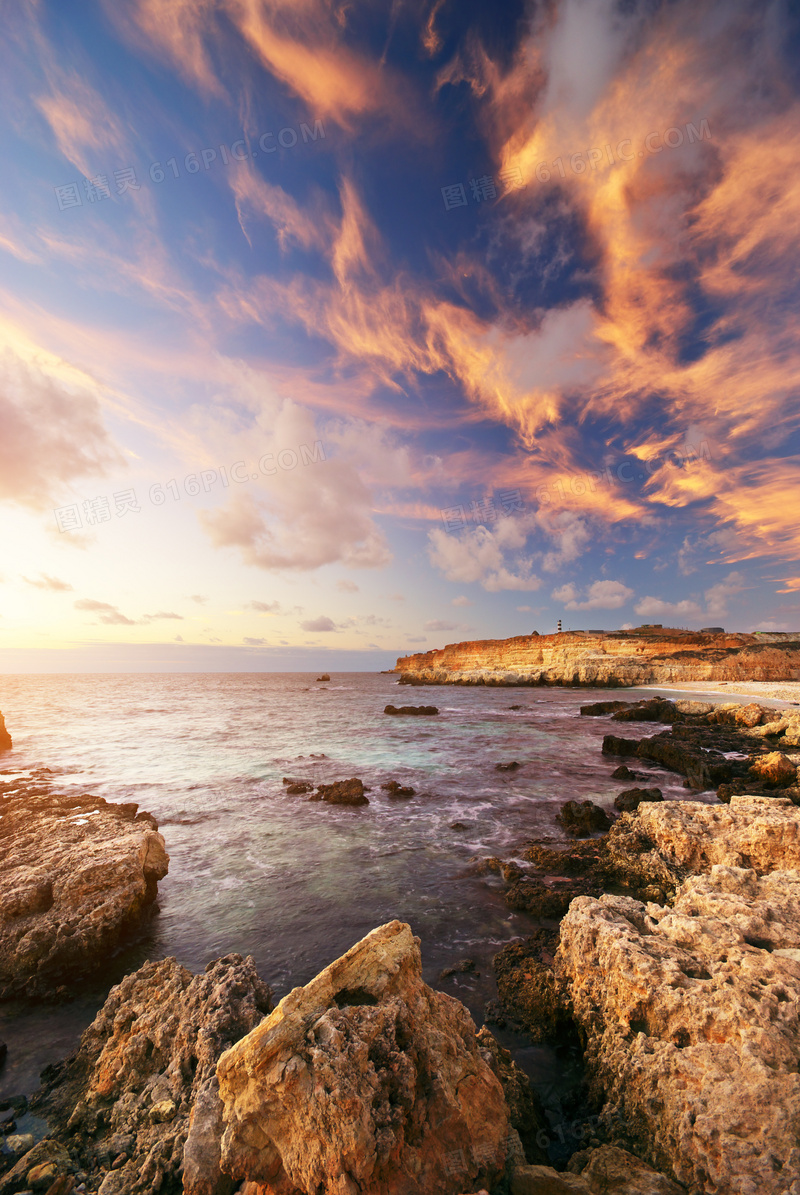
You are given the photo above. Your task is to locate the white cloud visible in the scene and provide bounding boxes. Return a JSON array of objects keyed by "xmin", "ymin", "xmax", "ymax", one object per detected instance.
[
  {"xmin": 427, "ymin": 521, "xmax": 540, "ymax": 592},
  {"xmin": 634, "ymin": 572, "xmax": 746, "ymax": 623},
  {"xmin": 552, "ymin": 579, "xmax": 634, "ymax": 611},
  {"xmin": 423, "ymin": 619, "xmax": 467, "ymax": 632},
  {"xmin": 74, "ymin": 598, "xmax": 136, "ymax": 625},
  {"xmin": 336, "ymin": 580, "xmax": 359, "ymax": 593},
  {"xmin": 300, "ymin": 615, "xmax": 337, "ymax": 632},
  {"xmin": 451, "ymin": 595, "xmax": 473, "ymax": 606},
  {"xmin": 22, "ymin": 574, "xmax": 73, "ymax": 592},
  {"xmin": 755, "ymin": 620, "xmax": 788, "ymax": 631}
]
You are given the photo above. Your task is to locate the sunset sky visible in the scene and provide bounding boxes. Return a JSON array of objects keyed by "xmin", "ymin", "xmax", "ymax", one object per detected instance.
[{"xmin": 1, "ymin": 0, "xmax": 799, "ymax": 671}]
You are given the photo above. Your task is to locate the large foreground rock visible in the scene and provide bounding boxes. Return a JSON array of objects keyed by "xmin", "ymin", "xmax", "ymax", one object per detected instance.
[
  {"xmin": 217, "ymin": 920, "xmax": 510, "ymax": 1195},
  {"xmin": 31, "ymin": 954, "xmax": 273, "ymax": 1195},
  {"xmin": 558, "ymin": 865, "xmax": 800, "ymax": 1194},
  {"xmin": 0, "ymin": 779, "xmax": 169, "ymax": 999}
]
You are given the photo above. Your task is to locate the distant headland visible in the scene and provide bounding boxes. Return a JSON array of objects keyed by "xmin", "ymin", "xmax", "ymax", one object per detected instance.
[{"xmin": 394, "ymin": 626, "xmax": 800, "ymax": 687}]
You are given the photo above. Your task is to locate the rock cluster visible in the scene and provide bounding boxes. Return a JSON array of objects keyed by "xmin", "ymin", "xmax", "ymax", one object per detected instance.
[
  {"xmin": 216, "ymin": 921, "xmax": 510, "ymax": 1195},
  {"xmin": 0, "ymin": 777, "xmax": 169, "ymax": 999},
  {"xmin": 310, "ymin": 777, "xmax": 370, "ymax": 806},
  {"xmin": 384, "ymin": 704, "xmax": 439, "ymax": 716},
  {"xmin": 559, "ymin": 864, "xmax": 800, "ymax": 1194},
  {"xmin": 30, "ymin": 954, "xmax": 273, "ymax": 1195}
]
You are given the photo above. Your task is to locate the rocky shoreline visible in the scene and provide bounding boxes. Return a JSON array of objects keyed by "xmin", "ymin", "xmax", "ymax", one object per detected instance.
[{"xmin": 2, "ymin": 698, "xmax": 800, "ymax": 1192}]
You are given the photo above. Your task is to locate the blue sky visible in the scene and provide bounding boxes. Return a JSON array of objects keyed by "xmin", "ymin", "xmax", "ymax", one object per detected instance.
[{"xmin": 1, "ymin": 0, "xmax": 799, "ymax": 670}]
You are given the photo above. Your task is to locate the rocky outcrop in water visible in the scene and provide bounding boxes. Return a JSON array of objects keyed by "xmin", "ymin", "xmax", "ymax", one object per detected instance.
[
  {"xmin": 0, "ymin": 777, "xmax": 169, "ymax": 1000},
  {"xmin": 0, "ymin": 711, "xmax": 11, "ymax": 752},
  {"xmin": 216, "ymin": 920, "xmax": 510, "ymax": 1195},
  {"xmin": 384, "ymin": 704, "xmax": 439, "ymax": 716},
  {"xmin": 30, "ymin": 954, "xmax": 273, "ymax": 1195},
  {"xmin": 395, "ymin": 629, "xmax": 800, "ymax": 686}
]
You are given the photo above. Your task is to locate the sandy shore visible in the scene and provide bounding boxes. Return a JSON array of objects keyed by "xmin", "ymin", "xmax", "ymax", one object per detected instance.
[{"xmin": 647, "ymin": 680, "xmax": 800, "ymax": 705}]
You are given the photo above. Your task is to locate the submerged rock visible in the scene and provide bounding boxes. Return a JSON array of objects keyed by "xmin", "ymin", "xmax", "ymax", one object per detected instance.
[
  {"xmin": 311, "ymin": 778, "xmax": 369, "ymax": 806},
  {"xmin": 384, "ymin": 704, "xmax": 439, "ymax": 716},
  {"xmin": 216, "ymin": 920, "xmax": 510, "ymax": 1195},
  {"xmin": 381, "ymin": 780, "xmax": 416, "ymax": 797},
  {"xmin": 613, "ymin": 787, "xmax": 663, "ymax": 813},
  {"xmin": 556, "ymin": 801, "xmax": 613, "ymax": 838},
  {"xmin": 31, "ymin": 954, "xmax": 273, "ymax": 1195},
  {"xmin": 0, "ymin": 785, "xmax": 169, "ymax": 1000}
]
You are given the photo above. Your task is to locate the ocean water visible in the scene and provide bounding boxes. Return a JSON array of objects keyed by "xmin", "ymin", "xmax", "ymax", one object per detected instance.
[{"xmin": 0, "ymin": 672, "xmax": 715, "ymax": 1102}]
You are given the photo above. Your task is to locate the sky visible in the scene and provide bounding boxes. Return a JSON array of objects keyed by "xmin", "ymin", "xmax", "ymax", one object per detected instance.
[{"xmin": 1, "ymin": 0, "xmax": 799, "ymax": 672}]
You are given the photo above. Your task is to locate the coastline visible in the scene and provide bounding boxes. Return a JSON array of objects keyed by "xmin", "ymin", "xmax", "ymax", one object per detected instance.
[
  {"xmin": 3, "ymin": 687, "xmax": 800, "ymax": 1192},
  {"xmin": 643, "ymin": 679, "xmax": 800, "ymax": 705}
]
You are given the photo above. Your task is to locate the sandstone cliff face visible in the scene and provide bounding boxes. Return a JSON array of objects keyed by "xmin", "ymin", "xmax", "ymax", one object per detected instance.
[
  {"xmin": 31, "ymin": 954, "xmax": 273, "ymax": 1195},
  {"xmin": 395, "ymin": 630, "xmax": 800, "ymax": 686},
  {"xmin": 0, "ymin": 779, "xmax": 169, "ymax": 999},
  {"xmin": 217, "ymin": 920, "xmax": 510, "ymax": 1195},
  {"xmin": 557, "ymin": 796, "xmax": 800, "ymax": 1195}
]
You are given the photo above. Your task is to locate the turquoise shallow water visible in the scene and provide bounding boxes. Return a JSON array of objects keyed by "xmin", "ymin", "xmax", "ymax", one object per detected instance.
[{"xmin": 0, "ymin": 672, "xmax": 717, "ymax": 1100}]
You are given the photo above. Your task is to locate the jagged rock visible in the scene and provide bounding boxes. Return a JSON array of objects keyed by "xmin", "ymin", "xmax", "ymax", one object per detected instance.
[
  {"xmin": 0, "ymin": 782, "xmax": 169, "ymax": 1000},
  {"xmin": 316, "ymin": 675, "xmax": 330, "ymax": 682},
  {"xmin": 285, "ymin": 783, "xmax": 312, "ymax": 795},
  {"xmin": 496, "ymin": 761, "xmax": 522, "ymax": 771},
  {"xmin": 580, "ymin": 701, "xmax": 630, "ymax": 716},
  {"xmin": 509, "ymin": 1143, "xmax": 685, "ymax": 1193},
  {"xmin": 0, "ymin": 1140, "xmax": 72, "ymax": 1195},
  {"xmin": 492, "ymin": 930, "xmax": 571, "ymax": 1043},
  {"xmin": 749, "ymin": 752, "xmax": 797, "ymax": 788},
  {"xmin": 613, "ymin": 788, "xmax": 662, "ymax": 813},
  {"xmin": 31, "ymin": 954, "xmax": 273, "ymax": 1195},
  {"xmin": 558, "ymin": 865, "xmax": 800, "ymax": 1194},
  {"xmin": 0, "ymin": 711, "xmax": 11, "ymax": 752},
  {"xmin": 611, "ymin": 765, "xmax": 638, "ymax": 780},
  {"xmin": 475, "ymin": 1027, "xmax": 548, "ymax": 1165},
  {"xmin": 383, "ymin": 704, "xmax": 439, "ymax": 716},
  {"xmin": 601, "ymin": 735, "xmax": 640, "ymax": 758},
  {"xmin": 381, "ymin": 781, "xmax": 415, "ymax": 797},
  {"xmin": 611, "ymin": 700, "xmax": 679, "ymax": 724},
  {"xmin": 556, "ymin": 801, "xmax": 613, "ymax": 838},
  {"xmin": 311, "ymin": 778, "xmax": 369, "ymax": 806},
  {"xmin": 216, "ymin": 921, "xmax": 510, "ymax": 1195}
]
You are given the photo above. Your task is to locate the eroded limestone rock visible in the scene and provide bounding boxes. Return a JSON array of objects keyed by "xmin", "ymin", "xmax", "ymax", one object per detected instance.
[
  {"xmin": 31, "ymin": 954, "xmax": 273, "ymax": 1195},
  {"xmin": 217, "ymin": 920, "xmax": 509, "ymax": 1195},
  {"xmin": 558, "ymin": 866, "xmax": 800, "ymax": 1194},
  {"xmin": 0, "ymin": 780, "xmax": 169, "ymax": 999}
]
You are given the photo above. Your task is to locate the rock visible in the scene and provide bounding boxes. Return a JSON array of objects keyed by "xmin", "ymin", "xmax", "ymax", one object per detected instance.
[
  {"xmin": 5, "ymin": 1133, "xmax": 34, "ymax": 1157},
  {"xmin": 556, "ymin": 801, "xmax": 613, "ymax": 837},
  {"xmin": 0, "ymin": 781, "xmax": 169, "ymax": 1000},
  {"xmin": 312, "ymin": 778, "xmax": 369, "ymax": 806},
  {"xmin": 475, "ymin": 1027, "xmax": 548, "ymax": 1165},
  {"xmin": 559, "ymin": 865, "xmax": 800, "ymax": 1194},
  {"xmin": 580, "ymin": 701, "xmax": 631, "ymax": 716},
  {"xmin": 439, "ymin": 958, "xmax": 476, "ymax": 978},
  {"xmin": 0, "ymin": 1141, "xmax": 72, "ymax": 1195},
  {"xmin": 383, "ymin": 704, "xmax": 439, "ymax": 716},
  {"xmin": 749, "ymin": 751, "xmax": 797, "ymax": 788},
  {"xmin": 316, "ymin": 675, "xmax": 330, "ymax": 682},
  {"xmin": 216, "ymin": 920, "xmax": 510, "ymax": 1195},
  {"xmin": 285, "ymin": 783, "xmax": 312, "ymax": 795},
  {"xmin": 505, "ymin": 877, "xmax": 585, "ymax": 919},
  {"xmin": 492, "ymin": 930, "xmax": 571, "ymax": 1043},
  {"xmin": 30, "ymin": 954, "xmax": 273, "ymax": 1195},
  {"xmin": 580, "ymin": 1145, "xmax": 685, "ymax": 1193},
  {"xmin": 381, "ymin": 781, "xmax": 415, "ymax": 797},
  {"xmin": 44, "ymin": 1177, "xmax": 77, "ymax": 1195},
  {"xmin": 601, "ymin": 735, "xmax": 640, "ymax": 758},
  {"xmin": 0, "ymin": 1041, "xmax": 6, "ymax": 1067},
  {"xmin": 0, "ymin": 711, "xmax": 11, "ymax": 752},
  {"xmin": 496, "ymin": 761, "xmax": 522, "ymax": 771},
  {"xmin": 611, "ymin": 765, "xmax": 637, "ymax": 780},
  {"xmin": 611, "ymin": 699, "xmax": 679, "ymax": 724},
  {"xmin": 613, "ymin": 787, "xmax": 663, "ymax": 813}
]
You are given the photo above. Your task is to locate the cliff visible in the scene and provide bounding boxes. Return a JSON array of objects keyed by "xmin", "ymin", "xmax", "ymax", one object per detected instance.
[{"xmin": 394, "ymin": 630, "xmax": 800, "ymax": 687}]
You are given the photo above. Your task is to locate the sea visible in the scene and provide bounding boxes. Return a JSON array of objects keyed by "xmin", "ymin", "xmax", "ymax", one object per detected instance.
[{"xmin": 0, "ymin": 672, "xmax": 745, "ymax": 1121}]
